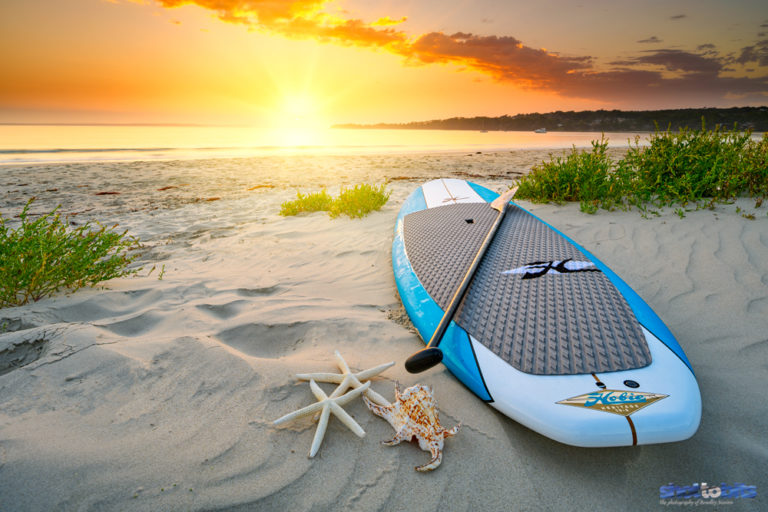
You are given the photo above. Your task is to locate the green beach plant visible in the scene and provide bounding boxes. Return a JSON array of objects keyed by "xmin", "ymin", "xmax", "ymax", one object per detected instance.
[
  {"xmin": 621, "ymin": 123, "xmax": 755, "ymax": 207},
  {"xmin": 741, "ymin": 132, "xmax": 768, "ymax": 200},
  {"xmin": 279, "ymin": 189, "xmax": 334, "ymax": 216},
  {"xmin": 329, "ymin": 183, "xmax": 390, "ymax": 218},
  {"xmin": 0, "ymin": 200, "xmax": 142, "ymax": 308},
  {"xmin": 280, "ymin": 183, "xmax": 390, "ymax": 219},
  {"xmin": 515, "ymin": 124, "xmax": 768, "ymax": 214},
  {"xmin": 515, "ymin": 136, "xmax": 624, "ymax": 213}
]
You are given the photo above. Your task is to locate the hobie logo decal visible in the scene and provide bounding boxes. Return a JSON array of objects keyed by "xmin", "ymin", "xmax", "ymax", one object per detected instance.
[
  {"xmin": 557, "ymin": 389, "xmax": 668, "ymax": 416},
  {"xmin": 502, "ymin": 258, "xmax": 600, "ymax": 280}
]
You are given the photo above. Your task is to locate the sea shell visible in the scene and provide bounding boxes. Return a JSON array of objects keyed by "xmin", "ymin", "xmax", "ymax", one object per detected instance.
[{"xmin": 364, "ymin": 383, "xmax": 460, "ymax": 471}]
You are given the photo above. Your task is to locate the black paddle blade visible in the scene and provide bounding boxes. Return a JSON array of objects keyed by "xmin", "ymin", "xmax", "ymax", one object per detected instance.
[{"xmin": 405, "ymin": 347, "xmax": 444, "ymax": 373}]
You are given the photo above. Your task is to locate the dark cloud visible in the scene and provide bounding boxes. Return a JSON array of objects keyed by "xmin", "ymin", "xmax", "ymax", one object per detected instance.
[
  {"xmin": 737, "ymin": 39, "xmax": 768, "ymax": 66},
  {"xmin": 611, "ymin": 49, "xmax": 723, "ymax": 75},
  {"xmin": 557, "ymin": 68, "xmax": 767, "ymax": 105},
  {"xmin": 696, "ymin": 44, "xmax": 719, "ymax": 58},
  {"xmin": 638, "ymin": 36, "xmax": 662, "ymax": 44},
  {"xmin": 670, "ymin": 14, "xmax": 687, "ymax": 20}
]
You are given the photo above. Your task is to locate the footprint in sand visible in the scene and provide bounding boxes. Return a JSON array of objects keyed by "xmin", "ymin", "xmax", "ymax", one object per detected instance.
[
  {"xmin": 0, "ymin": 337, "xmax": 49, "ymax": 377},
  {"xmin": 214, "ymin": 321, "xmax": 312, "ymax": 358}
]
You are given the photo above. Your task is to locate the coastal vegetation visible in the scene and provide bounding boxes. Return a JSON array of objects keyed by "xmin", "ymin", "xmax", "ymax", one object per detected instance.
[
  {"xmin": 278, "ymin": 189, "xmax": 334, "ymax": 216},
  {"xmin": 0, "ymin": 200, "xmax": 141, "ymax": 307},
  {"xmin": 515, "ymin": 125, "xmax": 768, "ymax": 215},
  {"xmin": 335, "ymin": 107, "xmax": 768, "ymax": 133},
  {"xmin": 280, "ymin": 183, "xmax": 390, "ymax": 219}
]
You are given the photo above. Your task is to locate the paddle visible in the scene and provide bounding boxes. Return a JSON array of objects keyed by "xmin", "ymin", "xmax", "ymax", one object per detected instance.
[{"xmin": 404, "ymin": 185, "xmax": 519, "ymax": 374}]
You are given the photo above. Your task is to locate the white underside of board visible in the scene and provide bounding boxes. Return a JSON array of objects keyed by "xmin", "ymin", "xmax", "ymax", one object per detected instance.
[
  {"xmin": 422, "ymin": 178, "xmax": 485, "ymax": 208},
  {"xmin": 472, "ymin": 327, "xmax": 701, "ymax": 447}
]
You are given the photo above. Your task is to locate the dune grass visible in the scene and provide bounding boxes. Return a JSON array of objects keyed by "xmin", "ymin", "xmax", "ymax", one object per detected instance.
[
  {"xmin": 278, "ymin": 189, "xmax": 334, "ymax": 216},
  {"xmin": 513, "ymin": 136, "xmax": 620, "ymax": 214},
  {"xmin": 0, "ymin": 200, "xmax": 142, "ymax": 308},
  {"xmin": 280, "ymin": 183, "xmax": 390, "ymax": 219},
  {"xmin": 329, "ymin": 184, "xmax": 391, "ymax": 218},
  {"xmin": 515, "ymin": 125, "xmax": 768, "ymax": 215}
]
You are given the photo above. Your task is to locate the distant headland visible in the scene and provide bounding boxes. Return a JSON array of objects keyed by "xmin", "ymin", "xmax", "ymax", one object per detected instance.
[{"xmin": 334, "ymin": 107, "xmax": 768, "ymax": 132}]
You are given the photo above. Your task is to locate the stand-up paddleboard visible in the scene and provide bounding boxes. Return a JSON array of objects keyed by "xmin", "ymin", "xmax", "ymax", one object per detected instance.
[{"xmin": 392, "ymin": 178, "xmax": 701, "ymax": 447}]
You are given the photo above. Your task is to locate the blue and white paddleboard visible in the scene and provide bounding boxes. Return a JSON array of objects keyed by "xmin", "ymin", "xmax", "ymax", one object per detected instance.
[{"xmin": 392, "ymin": 178, "xmax": 701, "ymax": 447}]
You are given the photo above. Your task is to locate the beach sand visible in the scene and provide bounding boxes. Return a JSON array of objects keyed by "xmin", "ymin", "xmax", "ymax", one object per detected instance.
[{"xmin": 1, "ymin": 151, "xmax": 766, "ymax": 511}]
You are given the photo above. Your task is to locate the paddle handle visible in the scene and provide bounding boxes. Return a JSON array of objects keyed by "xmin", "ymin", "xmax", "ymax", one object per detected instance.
[
  {"xmin": 405, "ymin": 186, "xmax": 518, "ymax": 373},
  {"xmin": 491, "ymin": 185, "xmax": 518, "ymax": 212}
]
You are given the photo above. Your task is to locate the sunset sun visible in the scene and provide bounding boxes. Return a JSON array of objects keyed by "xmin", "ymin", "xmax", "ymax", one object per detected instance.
[
  {"xmin": 280, "ymin": 93, "xmax": 318, "ymax": 119},
  {"xmin": 270, "ymin": 91, "xmax": 330, "ymax": 146}
]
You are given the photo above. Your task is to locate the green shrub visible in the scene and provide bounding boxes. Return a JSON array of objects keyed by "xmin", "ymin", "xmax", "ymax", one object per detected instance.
[
  {"xmin": 279, "ymin": 189, "xmax": 334, "ymax": 216},
  {"xmin": 0, "ymin": 200, "xmax": 141, "ymax": 307},
  {"xmin": 329, "ymin": 183, "xmax": 391, "ymax": 218},
  {"xmin": 739, "ymin": 132, "xmax": 768, "ymax": 199},
  {"xmin": 622, "ymin": 124, "xmax": 755, "ymax": 206},
  {"xmin": 516, "ymin": 136, "xmax": 625, "ymax": 213},
  {"xmin": 280, "ymin": 183, "xmax": 390, "ymax": 219},
  {"xmin": 515, "ymin": 124, "xmax": 767, "ymax": 214}
]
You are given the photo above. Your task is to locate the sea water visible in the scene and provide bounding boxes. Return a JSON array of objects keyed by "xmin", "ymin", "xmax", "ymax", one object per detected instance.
[{"xmin": 0, "ymin": 125, "xmax": 647, "ymax": 165}]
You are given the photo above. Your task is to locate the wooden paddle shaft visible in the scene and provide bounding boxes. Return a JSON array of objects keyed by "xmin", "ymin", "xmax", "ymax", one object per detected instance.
[{"xmin": 424, "ymin": 186, "xmax": 518, "ymax": 349}]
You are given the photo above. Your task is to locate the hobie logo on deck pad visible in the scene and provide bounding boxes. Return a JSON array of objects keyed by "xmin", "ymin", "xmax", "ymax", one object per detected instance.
[
  {"xmin": 557, "ymin": 389, "xmax": 668, "ymax": 416},
  {"xmin": 502, "ymin": 259, "xmax": 599, "ymax": 280}
]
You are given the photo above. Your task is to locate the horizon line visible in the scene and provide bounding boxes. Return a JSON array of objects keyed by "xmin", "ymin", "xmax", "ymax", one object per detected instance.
[
  {"xmin": 2, "ymin": 105, "xmax": 765, "ymax": 128},
  {"xmin": 0, "ymin": 122, "xmax": 257, "ymax": 128}
]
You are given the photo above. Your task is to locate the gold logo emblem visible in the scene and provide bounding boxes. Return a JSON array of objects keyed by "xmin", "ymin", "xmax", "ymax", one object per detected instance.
[{"xmin": 557, "ymin": 389, "xmax": 668, "ymax": 416}]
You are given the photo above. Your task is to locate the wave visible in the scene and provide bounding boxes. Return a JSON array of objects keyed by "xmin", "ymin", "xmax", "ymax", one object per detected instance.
[
  {"xmin": 0, "ymin": 145, "xmax": 340, "ymax": 165},
  {"xmin": 0, "ymin": 146, "xmax": 279, "ymax": 155},
  {"xmin": 0, "ymin": 129, "xmax": 664, "ymax": 165}
]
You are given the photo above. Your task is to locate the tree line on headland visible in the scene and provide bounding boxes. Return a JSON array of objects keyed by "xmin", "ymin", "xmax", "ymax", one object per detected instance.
[{"xmin": 333, "ymin": 107, "xmax": 768, "ymax": 132}]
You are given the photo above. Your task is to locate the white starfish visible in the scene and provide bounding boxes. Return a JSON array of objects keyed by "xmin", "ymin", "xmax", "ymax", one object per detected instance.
[
  {"xmin": 296, "ymin": 350, "xmax": 394, "ymax": 406},
  {"xmin": 273, "ymin": 379, "xmax": 370, "ymax": 458}
]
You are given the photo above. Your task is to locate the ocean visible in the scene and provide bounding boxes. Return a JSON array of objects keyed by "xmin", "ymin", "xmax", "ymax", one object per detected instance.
[{"xmin": 0, "ymin": 125, "xmax": 648, "ymax": 165}]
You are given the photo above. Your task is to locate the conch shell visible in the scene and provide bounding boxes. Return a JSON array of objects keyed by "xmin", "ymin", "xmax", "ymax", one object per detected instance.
[{"xmin": 364, "ymin": 383, "xmax": 460, "ymax": 471}]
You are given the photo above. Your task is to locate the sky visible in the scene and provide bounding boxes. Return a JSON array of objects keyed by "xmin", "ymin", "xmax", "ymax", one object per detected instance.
[{"xmin": 1, "ymin": 0, "xmax": 767, "ymax": 127}]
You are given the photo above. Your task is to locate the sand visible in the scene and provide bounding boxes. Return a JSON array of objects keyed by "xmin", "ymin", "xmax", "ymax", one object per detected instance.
[{"xmin": 1, "ymin": 151, "xmax": 766, "ymax": 511}]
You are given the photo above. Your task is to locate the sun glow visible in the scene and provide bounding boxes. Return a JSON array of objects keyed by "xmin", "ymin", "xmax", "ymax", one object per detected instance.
[
  {"xmin": 269, "ymin": 92, "xmax": 330, "ymax": 147},
  {"xmin": 281, "ymin": 93, "xmax": 317, "ymax": 118}
]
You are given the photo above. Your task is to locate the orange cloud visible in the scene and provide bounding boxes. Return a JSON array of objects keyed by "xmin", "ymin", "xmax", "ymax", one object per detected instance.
[
  {"xmin": 154, "ymin": 0, "xmax": 328, "ymax": 25},
  {"xmin": 273, "ymin": 16, "xmax": 407, "ymax": 48},
  {"xmin": 404, "ymin": 32, "xmax": 592, "ymax": 88},
  {"xmin": 150, "ymin": 0, "xmax": 408, "ymax": 49},
  {"xmin": 371, "ymin": 16, "xmax": 407, "ymax": 27}
]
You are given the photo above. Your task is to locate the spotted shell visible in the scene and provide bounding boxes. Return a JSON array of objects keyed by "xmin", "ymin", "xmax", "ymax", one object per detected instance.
[{"xmin": 364, "ymin": 383, "xmax": 460, "ymax": 471}]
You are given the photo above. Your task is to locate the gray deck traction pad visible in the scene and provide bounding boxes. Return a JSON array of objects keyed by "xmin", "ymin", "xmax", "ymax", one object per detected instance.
[{"xmin": 403, "ymin": 202, "xmax": 651, "ymax": 375}]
